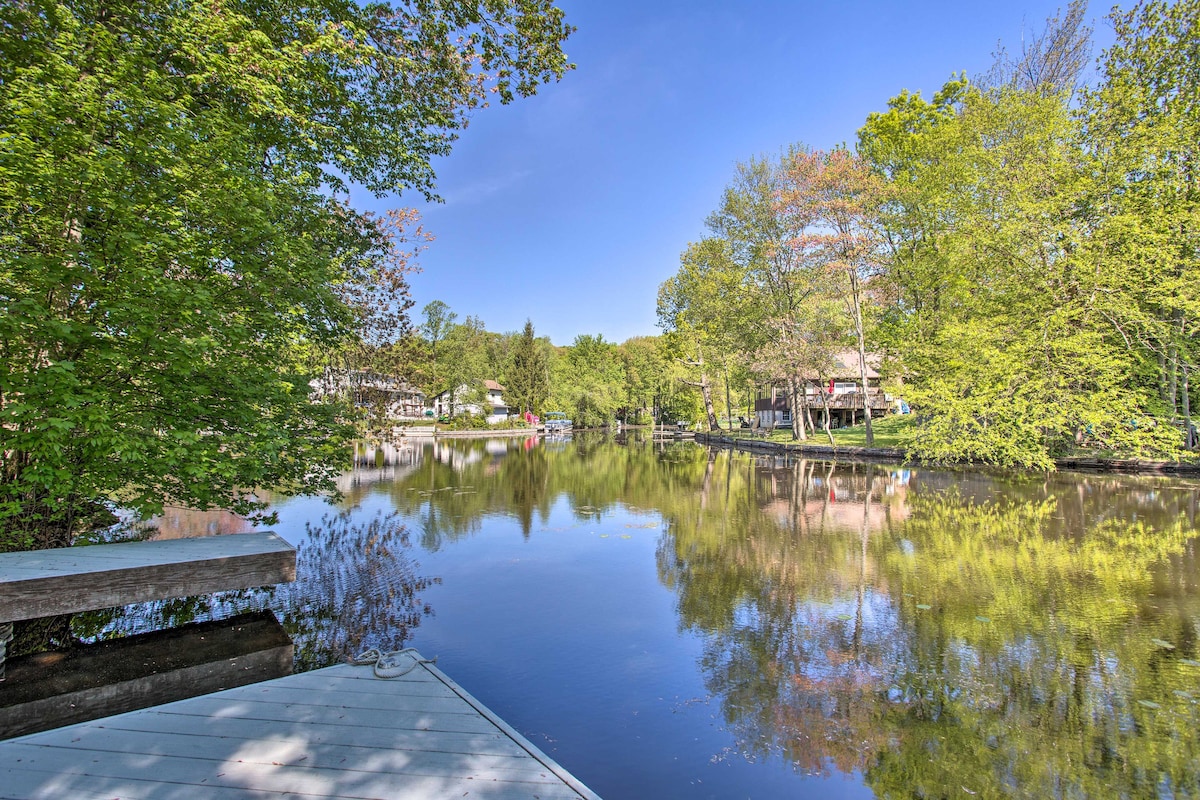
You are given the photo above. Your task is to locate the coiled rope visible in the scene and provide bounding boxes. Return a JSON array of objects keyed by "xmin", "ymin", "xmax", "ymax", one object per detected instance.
[{"xmin": 351, "ymin": 647, "xmax": 437, "ymax": 679}]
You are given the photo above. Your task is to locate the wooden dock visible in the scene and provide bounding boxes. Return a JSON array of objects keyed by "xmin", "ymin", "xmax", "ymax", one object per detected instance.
[
  {"xmin": 0, "ymin": 654, "xmax": 600, "ymax": 800},
  {"xmin": 0, "ymin": 532, "xmax": 295, "ymax": 622}
]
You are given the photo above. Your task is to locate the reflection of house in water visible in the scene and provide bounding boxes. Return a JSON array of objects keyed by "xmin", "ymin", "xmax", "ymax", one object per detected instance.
[
  {"xmin": 340, "ymin": 440, "xmax": 424, "ymax": 492},
  {"xmin": 431, "ymin": 442, "xmax": 484, "ymax": 472},
  {"xmin": 757, "ymin": 461, "xmax": 911, "ymax": 533}
]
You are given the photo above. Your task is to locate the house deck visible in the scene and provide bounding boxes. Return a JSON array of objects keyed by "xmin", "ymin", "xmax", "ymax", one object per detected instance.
[{"xmin": 0, "ymin": 657, "xmax": 600, "ymax": 800}]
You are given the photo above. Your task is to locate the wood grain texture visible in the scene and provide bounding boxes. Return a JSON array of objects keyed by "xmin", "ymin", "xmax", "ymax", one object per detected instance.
[
  {"xmin": 0, "ymin": 533, "xmax": 295, "ymax": 622},
  {"xmin": 0, "ymin": 660, "xmax": 599, "ymax": 800}
]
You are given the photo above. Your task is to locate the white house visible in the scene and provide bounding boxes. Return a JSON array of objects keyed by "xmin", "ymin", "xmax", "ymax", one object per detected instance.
[
  {"xmin": 432, "ymin": 380, "xmax": 510, "ymax": 424},
  {"xmin": 310, "ymin": 369, "xmax": 429, "ymax": 420}
]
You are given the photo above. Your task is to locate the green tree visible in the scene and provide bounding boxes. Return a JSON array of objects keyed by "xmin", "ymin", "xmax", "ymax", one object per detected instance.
[
  {"xmin": 419, "ymin": 300, "xmax": 458, "ymax": 379},
  {"xmin": 1083, "ymin": 0, "xmax": 1200, "ymax": 448},
  {"xmin": 549, "ymin": 334, "xmax": 624, "ymax": 428},
  {"xmin": 657, "ymin": 240, "xmax": 740, "ymax": 430},
  {"xmin": 437, "ymin": 315, "xmax": 491, "ymax": 414},
  {"xmin": 0, "ymin": 0, "xmax": 572, "ymax": 550},
  {"xmin": 505, "ymin": 319, "xmax": 550, "ymax": 415},
  {"xmin": 777, "ymin": 148, "xmax": 887, "ymax": 445},
  {"xmin": 616, "ymin": 336, "xmax": 671, "ymax": 424},
  {"xmin": 859, "ymin": 51, "xmax": 1184, "ymax": 466}
]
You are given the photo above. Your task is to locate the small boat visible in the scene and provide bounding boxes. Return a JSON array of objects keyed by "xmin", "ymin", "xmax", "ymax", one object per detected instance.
[{"xmin": 543, "ymin": 411, "xmax": 572, "ymax": 433}]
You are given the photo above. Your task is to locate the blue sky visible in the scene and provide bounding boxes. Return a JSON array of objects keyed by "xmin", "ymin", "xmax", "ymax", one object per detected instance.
[{"xmin": 355, "ymin": 1, "xmax": 1114, "ymax": 347}]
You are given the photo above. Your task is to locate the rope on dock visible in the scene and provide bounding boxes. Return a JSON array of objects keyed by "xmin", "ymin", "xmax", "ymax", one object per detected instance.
[{"xmin": 350, "ymin": 647, "xmax": 436, "ymax": 679}]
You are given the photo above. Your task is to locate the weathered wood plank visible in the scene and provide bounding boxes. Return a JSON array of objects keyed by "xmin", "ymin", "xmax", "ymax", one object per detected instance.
[
  {"xmin": 3, "ymin": 727, "xmax": 555, "ymax": 779},
  {"xmin": 0, "ymin": 533, "xmax": 295, "ymax": 622},
  {"xmin": 200, "ymin": 682, "xmax": 471, "ymax": 714},
  {"xmin": 0, "ymin": 612, "xmax": 293, "ymax": 739},
  {"xmin": 155, "ymin": 696, "xmax": 498, "ymax": 734},
  {"xmin": 95, "ymin": 711, "xmax": 526, "ymax": 756},
  {"xmin": 2, "ymin": 733, "xmax": 564, "ymax": 783},
  {"xmin": 1, "ymin": 761, "xmax": 588, "ymax": 800},
  {"xmin": 229, "ymin": 668, "xmax": 447, "ymax": 694},
  {"xmin": 0, "ymin": 658, "xmax": 599, "ymax": 799}
]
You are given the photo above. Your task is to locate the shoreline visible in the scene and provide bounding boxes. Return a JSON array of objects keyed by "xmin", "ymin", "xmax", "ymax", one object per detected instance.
[{"xmin": 695, "ymin": 432, "xmax": 1200, "ymax": 477}]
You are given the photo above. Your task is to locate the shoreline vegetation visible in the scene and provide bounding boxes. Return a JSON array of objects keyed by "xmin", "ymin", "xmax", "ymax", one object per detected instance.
[
  {"xmin": 7, "ymin": 1, "xmax": 1200, "ymax": 554},
  {"xmin": 695, "ymin": 420, "xmax": 1200, "ymax": 477}
]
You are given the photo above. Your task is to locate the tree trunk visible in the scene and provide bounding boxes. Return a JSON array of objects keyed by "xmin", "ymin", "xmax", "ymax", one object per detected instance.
[
  {"xmin": 803, "ymin": 387, "xmax": 816, "ymax": 437},
  {"xmin": 723, "ymin": 365, "xmax": 733, "ymax": 430},
  {"xmin": 1167, "ymin": 341, "xmax": 1179, "ymax": 416},
  {"xmin": 817, "ymin": 385, "xmax": 837, "ymax": 448},
  {"xmin": 683, "ymin": 346, "xmax": 720, "ymax": 431},
  {"xmin": 789, "ymin": 378, "xmax": 807, "ymax": 441},
  {"xmin": 850, "ymin": 276, "xmax": 875, "ymax": 446},
  {"xmin": 1184, "ymin": 361, "xmax": 1195, "ymax": 449},
  {"xmin": 699, "ymin": 373, "xmax": 719, "ymax": 431}
]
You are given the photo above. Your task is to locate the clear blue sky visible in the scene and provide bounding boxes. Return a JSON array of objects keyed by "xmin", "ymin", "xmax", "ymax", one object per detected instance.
[{"xmin": 354, "ymin": 0, "xmax": 1114, "ymax": 347}]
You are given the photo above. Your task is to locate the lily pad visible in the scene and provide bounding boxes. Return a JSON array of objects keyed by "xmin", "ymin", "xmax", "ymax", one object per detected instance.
[
  {"xmin": 620, "ymin": 534, "xmax": 632, "ymax": 540},
  {"xmin": 1137, "ymin": 700, "xmax": 1161, "ymax": 710},
  {"xmin": 599, "ymin": 534, "xmax": 610, "ymax": 539},
  {"xmin": 916, "ymin": 604, "xmax": 932, "ymax": 610},
  {"xmin": 1151, "ymin": 639, "xmax": 1176, "ymax": 650},
  {"xmin": 836, "ymin": 614, "xmax": 853, "ymax": 621}
]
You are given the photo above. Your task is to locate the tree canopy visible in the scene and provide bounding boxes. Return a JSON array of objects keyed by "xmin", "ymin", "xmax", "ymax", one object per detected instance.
[
  {"xmin": 661, "ymin": 0, "xmax": 1200, "ymax": 467},
  {"xmin": 0, "ymin": 0, "xmax": 573, "ymax": 549}
]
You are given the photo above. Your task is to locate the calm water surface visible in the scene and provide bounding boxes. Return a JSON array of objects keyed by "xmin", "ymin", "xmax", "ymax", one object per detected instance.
[{"xmin": 119, "ymin": 434, "xmax": 1200, "ymax": 798}]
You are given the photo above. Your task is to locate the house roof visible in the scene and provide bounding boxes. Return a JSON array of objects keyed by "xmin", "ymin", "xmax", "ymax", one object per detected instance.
[
  {"xmin": 793, "ymin": 350, "xmax": 882, "ymax": 381},
  {"xmin": 484, "ymin": 380, "xmax": 505, "ymax": 392},
  {"xmin": 828, "ymin": 350, "xmax": 881, "ymax": 380}
]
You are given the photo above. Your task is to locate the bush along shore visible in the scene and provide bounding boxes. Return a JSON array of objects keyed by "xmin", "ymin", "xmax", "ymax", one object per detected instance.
[{"xmin": 694, "ymin": 432, "xmax": 1200, "ymax": 477}]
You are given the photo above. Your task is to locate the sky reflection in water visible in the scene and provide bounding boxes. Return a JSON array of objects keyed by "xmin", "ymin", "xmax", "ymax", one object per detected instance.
[{"xmin": 129, "ymin": 434, "xmax": 1200, "ymax": 799}]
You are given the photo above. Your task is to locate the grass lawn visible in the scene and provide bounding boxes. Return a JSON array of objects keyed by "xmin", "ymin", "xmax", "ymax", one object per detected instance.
[
  {"xmin": 718, "ymin": 414, "xmax": 916, "ymax": 450},
  {"xmin": 828, "ymin": 414, "xmax": 915, "ymax": 448}
]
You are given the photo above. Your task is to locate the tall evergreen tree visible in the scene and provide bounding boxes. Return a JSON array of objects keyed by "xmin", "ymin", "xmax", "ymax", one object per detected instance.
[{"xmin": 506, "ymin": 320, "xmax": 550, "ymax": 415}]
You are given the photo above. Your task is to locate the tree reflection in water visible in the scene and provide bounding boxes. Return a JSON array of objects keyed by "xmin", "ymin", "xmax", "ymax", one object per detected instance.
[
  {"xmin": 658, "ymin": 455, "xmax": 1200, "ymax": 797},
  {"xmin": 279, "ymin": 511, "xmax": 439, "ymax": 670},
  {"xmin": 67, "ymin": 436, "xmax": 1200, "ymax": 797},
  {"xmin": 72, "ymin": 511, "xmax": 438, "ymax": 671}
]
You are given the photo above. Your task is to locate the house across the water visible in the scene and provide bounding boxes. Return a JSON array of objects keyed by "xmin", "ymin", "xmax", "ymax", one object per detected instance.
[
  {"xmin": 755, "ymin": 351, "xmax": 897, "ymax": 429},
  {"xmin": 311, "ymin": 369, "xmax": 428, "ymax": 420},
  {"xmin": 432, "ymin": 380, "xmax": 510, "ymax": 424}
]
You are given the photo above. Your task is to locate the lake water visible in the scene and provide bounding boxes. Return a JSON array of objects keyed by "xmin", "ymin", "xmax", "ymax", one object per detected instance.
[{"xmin": 98, "ymin": 433, "xmax": 1200, "ymax": 798}]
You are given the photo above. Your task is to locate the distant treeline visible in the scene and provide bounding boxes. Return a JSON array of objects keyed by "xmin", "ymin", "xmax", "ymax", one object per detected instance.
[{"xmin": 336, "ymin": 301, "xmax": 710, "ymax": 429}]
